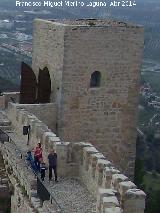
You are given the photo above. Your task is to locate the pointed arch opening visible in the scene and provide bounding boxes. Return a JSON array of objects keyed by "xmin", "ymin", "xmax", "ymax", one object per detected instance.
[
  {"xmin": 37, "ymin": 67, "xmax": 51, "ymax": 103},
  {"xmin": 20, "ymin": 62, "xmax": 37, "ymax": 104}
]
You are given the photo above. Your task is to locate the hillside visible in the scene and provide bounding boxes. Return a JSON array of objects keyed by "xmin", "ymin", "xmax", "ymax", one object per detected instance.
[{"xmin": 0, "ymin": 76, "xmax": 19, "ymax": 92}]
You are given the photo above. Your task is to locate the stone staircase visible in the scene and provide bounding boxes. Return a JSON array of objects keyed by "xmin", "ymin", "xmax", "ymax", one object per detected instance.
[
  {"xmin": 0, "ymin": 110, "xmax": 12, "ymax": 132},
  {"xmin": 0, "ymin": 152, "xmax": 11, "ymax": 212},
  {"xmin": 0, "ymin": 110, "xmax": 12, "ymax": 212}
]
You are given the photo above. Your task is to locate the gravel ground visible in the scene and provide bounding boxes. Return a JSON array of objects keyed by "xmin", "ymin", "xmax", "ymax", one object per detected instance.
[{"xmin": 45, "ymin": 177, "xmax": 96, "ymax": 213}]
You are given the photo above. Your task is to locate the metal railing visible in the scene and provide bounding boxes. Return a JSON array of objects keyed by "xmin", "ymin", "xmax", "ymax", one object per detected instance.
[
  {"xmin": 0, "ymin": 128, "xmax": 63, "ymax": 212},
  {"xmin": 34, "ymin": 170, "xmax": 63, "ymax": 212}
]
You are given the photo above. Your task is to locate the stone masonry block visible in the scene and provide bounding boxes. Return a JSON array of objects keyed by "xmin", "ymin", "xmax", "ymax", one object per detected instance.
[
  {"xmin": 104, "ymin": 207, "xmax": 122, "ymax": 213},
  {"xmin": 123, "ymin": 189, "xmax": 146, "ymax": 213},
  {"xmin": 102, "ymin": 196, "xmax": 120, "ymax": 209},
  {"xmin": 119, "ymin": 181, "xmax": 137, "ymax": 202},
  {"xmin": 111, "ymin": 174, "xmax": 129, "ymax": 191},
  {"xmin": 90, "ymin": 153, "xmax": 106, "ymax": 178},
  {"xmin": 96, "ymin": 159, "xmax": 112, "ymax": 186},
  {"xmin": 83, "ymin": 146, "xmax": 99, "ymax": 170},
  {"xmin": 102, "ymin": 167, "xmax": 120, "ymax": 188},
  {"xmin": 72, "ymin": 142, "xmax": 92, "ymax": 164},
  {"xmin": 96, "ymin": 188, "xmax": 117, "ymax": 213}
]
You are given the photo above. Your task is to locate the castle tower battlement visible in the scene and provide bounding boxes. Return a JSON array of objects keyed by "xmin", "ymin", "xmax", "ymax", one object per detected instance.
[{"xmin": 32, "ymin": 18, "xmax": 144, "ymax": 179}]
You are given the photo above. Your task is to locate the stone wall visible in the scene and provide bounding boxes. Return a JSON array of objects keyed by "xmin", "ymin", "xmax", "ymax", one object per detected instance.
[
  {"xmin": 32, "ymin": 19, "xmax": 64, "ymax": 105},
  {"xmin": 0, "ymin": 95, "xmax": 5, "ymax": 109},
  {"xmin": 16, "ymin": 103, "xmax": 57, "ymax": 131},
  {"xmin": 0, "ymin": 150, "xmax": 11, "ymax": 212},
  {"xmin": 7, "ymin": 102, "xmax": 78, "ymax": 177},
  {"xmin": 32, "ymin": 19, "xmax": 144, "ymax": 179},
  {"xmin": 1, "ymin": 138, "xmax": 146, "ymax": 213},
  {"xmin": 2, "ymin": 92, "xmax": 20, "ymax": 107},
  {"xmin": 71, "ymin": 142, "xmax": 146, "ymax": 213},
  {"xmin": 5, "ymin": 103, "xmax": 146, "ymax": 212}
]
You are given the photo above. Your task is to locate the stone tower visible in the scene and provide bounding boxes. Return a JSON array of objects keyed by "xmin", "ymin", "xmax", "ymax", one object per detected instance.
[{"xmin": 32, "ymin": 19, "xmax": 144, "ymax": 178}]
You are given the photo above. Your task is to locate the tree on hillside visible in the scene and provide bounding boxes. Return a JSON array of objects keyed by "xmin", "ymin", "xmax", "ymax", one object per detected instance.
[
  {"xmin": 134, "ymin": 157, "xmax": 145, "ymax": 189},
  {"xmin": 145, "ymin": 189, "xmax": 160, "ymax": 213}
]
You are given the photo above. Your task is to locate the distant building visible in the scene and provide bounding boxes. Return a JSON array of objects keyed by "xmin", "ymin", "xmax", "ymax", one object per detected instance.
[
  {"xmin": 148, "ymin": 101, "xmax": 160, "ymax": 109},
  {"xmin": 0, "ymin": 20, "xmax": 14, "ymax": 29}
]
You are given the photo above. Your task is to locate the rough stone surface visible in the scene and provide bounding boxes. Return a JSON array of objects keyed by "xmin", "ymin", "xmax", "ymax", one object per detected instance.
[
  {"xmin": 32, "ymin": 19, "xmax": 144, "ymax": 179},
  {"xmin": 0, "ymin": 96, "xmax": 146, "ymax": 213},
  {"xmin": 104, "ymin": 207, "xmax": 122, "ymax": 213},
  {"xmin": 45, "ymin": 177, "xmax": 96, "ymax": 213}
]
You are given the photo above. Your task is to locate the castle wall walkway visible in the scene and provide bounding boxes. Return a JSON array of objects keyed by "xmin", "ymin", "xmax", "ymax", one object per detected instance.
[{"xmin": 0, "ymin": 103, "xmax": 146, "ymax": 213}]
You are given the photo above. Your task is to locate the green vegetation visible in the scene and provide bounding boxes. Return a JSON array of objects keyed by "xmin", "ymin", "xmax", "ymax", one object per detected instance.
[
  {"xmin": 134, "ymin": 157, "xmax": 145, "ymax": 189},
  {"xmin": 143, "ymin": 173, "xmax": 160, "ymax": 213},
  {"xmin": 143, "ymin": 172, "xmax": 160, "ymax": 192},
  {"xmin": 138, "ymin": 101, "xmax": 155, "ymax": 127},
  {"xmin": 135, "ymin": 126, "xmax": 160, "ymax": 212},
  {"xmin": 135, "ymin": 70, "xmax": 160, "ymax": 212},
  {"xmin": 0, "ymin": 76, "xmax": 19, "ymax": 91},
  {"xmin": 0, "ymin": 48, "xmax": 31, "ymax": 91}
]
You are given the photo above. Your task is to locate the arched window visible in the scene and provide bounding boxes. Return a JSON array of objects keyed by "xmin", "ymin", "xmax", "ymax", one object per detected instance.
[{"xmin": 90, "ymin": 71, "xmax": 101, "ymax": 88}]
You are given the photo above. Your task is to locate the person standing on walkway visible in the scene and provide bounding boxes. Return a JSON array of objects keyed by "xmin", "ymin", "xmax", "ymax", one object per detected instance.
[
  {"xmin": 48, "ymin": 149, "xmax": 58, "ymax": 182},
  {"xmin": 40, "ymin": 161, "xmax": 47, "ymax": 181},
  {"xmin": 33, "ymin": 143, "xmax": 42, "ymax": 172}
]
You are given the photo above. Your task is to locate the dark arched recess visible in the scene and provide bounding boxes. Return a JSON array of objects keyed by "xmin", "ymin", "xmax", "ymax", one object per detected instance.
[
  {"xmin": 37, "ymin": 67, "xmax": 51, "ymax": 103},
  {"xmin": 20, "ymin": 62, "xmax": 37, "ymax": 104},
  {"xmin": 90, "ymin": 71, "xmax": 101, "ymax": 88}
]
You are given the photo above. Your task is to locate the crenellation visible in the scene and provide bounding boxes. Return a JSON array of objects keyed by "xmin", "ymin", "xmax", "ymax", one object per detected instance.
[
  {"xmin": 102, "ymin": 196, "xmax": 120, "ymax": 209},
  {"xmin": 102, "ymin": 167, "xmax": 121, "ymax": 189},
  {"xmin": 83, "ymin": 146, "xmax": 99, "ymax": 170},
  {"xmin": 119, "ymin": 181, "xmax": 137, "ymax": 198},
  {"xmin": 96, "ymin": 188, "xmax": 118, "ymax": 213},
  {"xmin": 4, "ymin": 103, "xmax": 146, "ymax": 207},
  {"xmin": 90, "ymin": 153, "xmax": 106, "ymax": 178},
  {"xmin": 123, "ymin": 189, "xmax": 146, "ymax": 213},
  {"xmin": 111, "ymin": 174, "xmax": 129, "ymax": 191},
  {"xmin": 95, "ymin": 159, "xmax": 112, "ymax": 186},
  {"xmin": 71, "ymin": 142, "xmax": 92, "ymax": 164}
]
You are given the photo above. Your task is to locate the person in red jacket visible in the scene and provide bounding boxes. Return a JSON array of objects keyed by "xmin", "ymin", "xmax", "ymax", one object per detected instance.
[{"xmin": 33, "ymin": 143, "xmax": 42, "ymax": 172}]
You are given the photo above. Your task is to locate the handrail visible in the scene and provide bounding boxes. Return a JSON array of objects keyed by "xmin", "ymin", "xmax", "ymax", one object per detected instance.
[
  {"xmin": 0, "ymin": 128, "xmax": 64, "ymax": 212},
  {"xmin": 33, "ymin": 170, "xmax": 63, "ymax": 212}
]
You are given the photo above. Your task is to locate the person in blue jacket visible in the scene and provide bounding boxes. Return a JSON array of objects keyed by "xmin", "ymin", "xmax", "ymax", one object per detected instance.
[{"xmin": 26, "ymin": 150, "xmax": 37, "ymax": 173}]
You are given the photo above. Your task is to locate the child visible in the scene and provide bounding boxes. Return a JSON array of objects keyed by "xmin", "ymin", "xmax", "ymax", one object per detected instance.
[
  {"xmin": 26, "ymin": 150, "xmax": 37, "ymax": 173},
  {"xmin": 40, "ymin": 160, "xmax": 47, "ymax": 181}
]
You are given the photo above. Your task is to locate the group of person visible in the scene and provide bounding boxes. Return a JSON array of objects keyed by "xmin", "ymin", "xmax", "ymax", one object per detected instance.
[{"xmin": 26, "ymin": 142, "xmax": 58, "ymax": 182}]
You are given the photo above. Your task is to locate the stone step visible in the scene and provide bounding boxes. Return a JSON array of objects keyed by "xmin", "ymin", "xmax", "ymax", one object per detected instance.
[
  {"xmin": 0, "ymin": 121, "xmax": 11, "ymax": 126},
  {"xmin": 0, "ymin": 126, "xmax": 12, "ymax": 131}
]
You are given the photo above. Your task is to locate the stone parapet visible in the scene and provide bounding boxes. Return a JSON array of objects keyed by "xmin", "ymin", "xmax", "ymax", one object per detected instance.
[
  {"xmin": 123, "ymin": 189, "xmax": 146, "ymax": 213},
  {"xmin": 4, "ymin": 104, "xmax": 146, "ymax": 212},
  {"xmin": 2, "ymin": 92, "xmax": 20, "ymax": 108}
]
